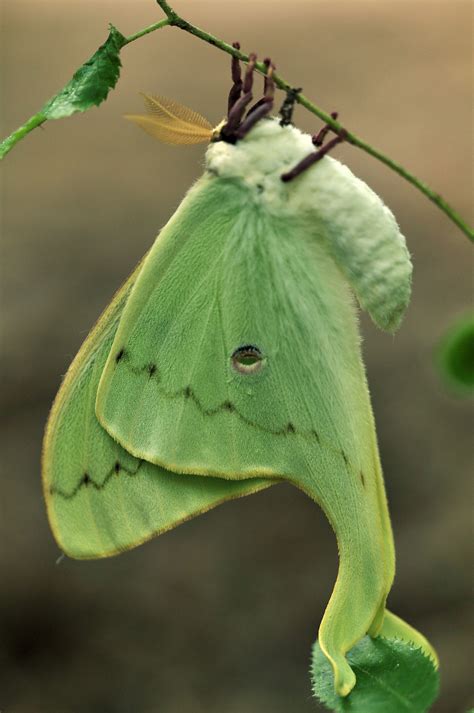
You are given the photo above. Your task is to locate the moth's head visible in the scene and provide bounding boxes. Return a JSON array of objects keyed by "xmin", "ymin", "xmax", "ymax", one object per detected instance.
[
  {"xmin": 205, "ymin": 118, "xmax": 314, "ymax": 196},
  {"xmin": 124, "ymin": 52, "xmax": 343, "ymax": 197},
  {"xmin": 123, "ymin": 93, "xmax": 284, "ymax": 144},
  {"xmin": 210, "ymin": 119, "xmax": 228, "ymax": 143},
  {"xmin": 124, "ymin": 100, "xmax": 313, "ymax": 199},
  {"xmin": 123, "ymin": 85, "xmax": 328, "ymax": 219}
]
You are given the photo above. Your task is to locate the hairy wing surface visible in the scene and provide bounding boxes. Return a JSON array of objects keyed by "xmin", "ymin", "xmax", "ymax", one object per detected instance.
[
  {"xmin": 43, "ymin": 255, "xmax": 271, "ymax": 559},
  {"xmin": 97, "ymin": 176, "xmax": 378, "ymax": 496}
]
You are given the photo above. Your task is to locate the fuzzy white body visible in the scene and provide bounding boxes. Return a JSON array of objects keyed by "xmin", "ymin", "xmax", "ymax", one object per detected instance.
[{"xmin": 207, "ymin": 118, "xmax": 412, "ymax": 332}]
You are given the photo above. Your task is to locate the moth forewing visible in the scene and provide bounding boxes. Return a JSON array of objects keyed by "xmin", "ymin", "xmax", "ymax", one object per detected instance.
[
  {"xmin": 94, "ymin": 127, "xmax": 399, "ymax": 696},
  {"xmin": 42, "ymin": 254, "xmax": 273, "ymax": 559}
]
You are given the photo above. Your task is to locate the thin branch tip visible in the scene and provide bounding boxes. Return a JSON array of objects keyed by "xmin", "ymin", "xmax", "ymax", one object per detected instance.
[
  {"xmin": 156, "ymin": 0, "xmax": 178, "ymax": 21},
  {"xmin": 1, "ymin": 0, "xmax": 472, "ymax": 241}
]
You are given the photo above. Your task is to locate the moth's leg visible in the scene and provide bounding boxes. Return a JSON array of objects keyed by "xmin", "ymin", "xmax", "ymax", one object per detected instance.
[
  {"xmin": 263, "ymin": 58, "xmax": 275, "ymax": 100},
  {"xmin": 236, "ymin": 61, "xmax": 275, "ymax": 139},
  {"xmin": 221, "ymin": 53, "xmax": 257, "ymax": 140},
  {"xmin": 313, "ymin": 112, "xmax": 339, "ymax": 146},
  {"xmin": 227, "ymin": 41, "xmax": 243, "ymax": 114},
  {"xmin": 241, "ymin": 53, "xmax": 257, "ymax": 95},
  {"xmin": 281, "ymin": 128, "xmax": 348, "ymax": 182},
  {"xmin": 246, "ymin": 57, "xmax": 275, "ymax": 116},
  {"xmin": 224, "ymin": 92, "xmax": 254, "ymax": 134},
  {"xmin": 279, "ymin": 87, "xmax": 302, "ymax": 126}
]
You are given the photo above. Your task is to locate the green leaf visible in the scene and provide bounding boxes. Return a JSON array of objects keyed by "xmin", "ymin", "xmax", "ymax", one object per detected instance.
[
  {"xmin": 311, "ymin": 636, "xmax": 439, "ymax": 713},
  {"xmin": 42, "ymin": 24, "xmax": 126, "ymax": 119},
  {"xmin": 0, "ymin": 24, "xmax": 126, "ymax": 159},
  {"xmin": 436, "ymin": 313, "xmax": 474, "ymax": 395}
]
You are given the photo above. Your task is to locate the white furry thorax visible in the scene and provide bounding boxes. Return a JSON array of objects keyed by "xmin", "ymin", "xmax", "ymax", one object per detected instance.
[
  {"xmin": 205, "ymin": 118, "xmax": 314, "ymax": 217},
  {"xmin": 204, "ymin": 115, "xmax": 412, "ymax": 333},
  {"xmin": 204, "ymin": 116, "xmax": 370, "ymax": 221}
]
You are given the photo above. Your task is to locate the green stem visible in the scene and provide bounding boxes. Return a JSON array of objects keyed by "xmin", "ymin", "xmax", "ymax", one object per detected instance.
[
  {"xmin": 0, "ymin": 112, "xmax": 46, "ymax": 160},
  {"xmin": 123, "ymin": 17, "xmax": 171, "ymax": 45},
  {"xmin": 155, "ymin": 0, "xmax": 473, "ymax": 242}
]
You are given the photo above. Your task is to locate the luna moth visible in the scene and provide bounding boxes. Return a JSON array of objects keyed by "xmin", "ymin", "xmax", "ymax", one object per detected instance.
[{"xmin": 42, "ymin": 51, "xmax": 437, "ymax": 697}]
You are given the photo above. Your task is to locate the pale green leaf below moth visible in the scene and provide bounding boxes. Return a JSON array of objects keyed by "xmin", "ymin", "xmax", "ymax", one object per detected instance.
[{"xmin": 42, "ymin": 79, "xmax": 437, "ymax": 699}]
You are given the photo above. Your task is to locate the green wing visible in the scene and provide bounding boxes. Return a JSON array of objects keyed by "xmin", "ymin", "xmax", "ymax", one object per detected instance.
[
  {"xmin": 42, "ymin": 258, "xmax": 273, "ymax": 560},
  {"xmin": 97, "ymin": 176, "xmax": 377, "ymax": 483},
  {"xmin": 95, "ymin": 174, "xmax": 403, "ymax": 693},
  {"xmin": 96, "ymin": 177, "xmax": 387, "ymax": 519}
]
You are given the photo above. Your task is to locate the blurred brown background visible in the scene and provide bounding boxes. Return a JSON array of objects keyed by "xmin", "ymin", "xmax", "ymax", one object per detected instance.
[{"xmin": 1, "ymin": 1, "xmax": 472, "ymax": 712}]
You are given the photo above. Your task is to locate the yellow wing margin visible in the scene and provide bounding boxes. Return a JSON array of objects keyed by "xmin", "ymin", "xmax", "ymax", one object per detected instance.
[
  {"xmin": 41, "ymin": 257, "xmax": 146, "ymax": 548},
  {"xmin": 125, "ymin": 94, "xmax": 213, "ymax": 145}
]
